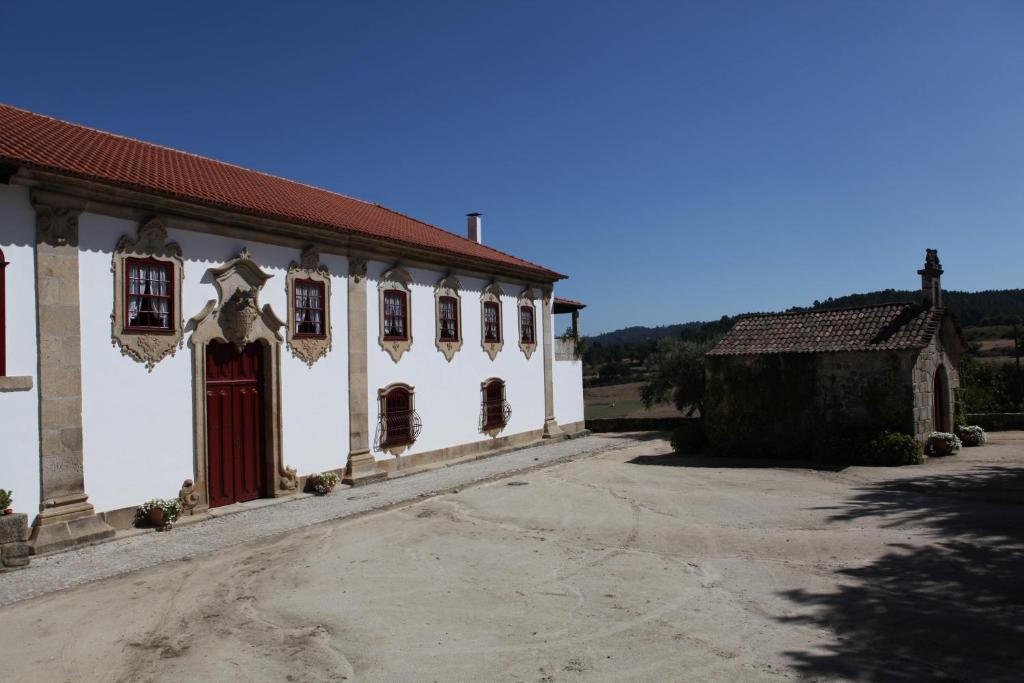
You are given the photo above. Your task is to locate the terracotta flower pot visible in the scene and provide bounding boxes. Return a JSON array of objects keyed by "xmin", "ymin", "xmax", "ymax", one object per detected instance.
[
  {"xmin": 928, "ymin": 437, "xmax": 953, "ymax": 456},
  {"xmin": 3, "ymin": 508, "xmax": 11, "ymax": 515},
  {"xmin": 147, "ymin": 507, "xmax": 166, "ymax": 527}
]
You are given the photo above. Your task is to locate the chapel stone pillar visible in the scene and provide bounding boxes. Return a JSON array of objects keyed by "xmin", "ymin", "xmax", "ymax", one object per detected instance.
[
  {"xmin": 541, "ymin": 287, "xmax": 563, "ymax": 438},
  {"xmin": 29, "ymin": 200, "xmax": 114, "ymax": 554},
  {"xmin": 343, "ymin": 257, "xmax": 386, "ymax": 485}
]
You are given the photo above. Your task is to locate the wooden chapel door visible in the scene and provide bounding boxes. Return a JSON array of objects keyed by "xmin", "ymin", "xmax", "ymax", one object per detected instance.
[{"xmin": 206, "ymin": 341, "xmax": 266, "ymax": 507}]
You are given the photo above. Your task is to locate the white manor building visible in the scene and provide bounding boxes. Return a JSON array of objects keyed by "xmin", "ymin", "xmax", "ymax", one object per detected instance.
[{"xmin": 0, "ymin": 104, "xmax": 585, "ymax": 554}]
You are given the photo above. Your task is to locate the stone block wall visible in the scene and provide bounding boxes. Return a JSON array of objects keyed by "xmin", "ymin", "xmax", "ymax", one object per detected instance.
[{"xmin": 0, "ymin": 513, "xmax": 31, "ymax": 571}]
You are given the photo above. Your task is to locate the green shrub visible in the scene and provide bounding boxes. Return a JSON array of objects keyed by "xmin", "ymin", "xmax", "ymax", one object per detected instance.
[
  {"xmin": 0, "ymin": 489, "xmax": 12, "ymax": 510},
  {"xmin": 865, "ymin": 432, "xmax": 924, "ymax": 466},
  {"xmin": 670, "ymin": 421, "xmax": 707, "ymax": 453}
]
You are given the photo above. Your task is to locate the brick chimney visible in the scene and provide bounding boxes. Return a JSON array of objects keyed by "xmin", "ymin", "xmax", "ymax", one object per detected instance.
[
  {"xmin": 467, "ymin": 213, "xmax": 482, "ymax": 244},
  {"xmin": 918, "ymin": 248, "xmax": 943, "ymax": 307}
]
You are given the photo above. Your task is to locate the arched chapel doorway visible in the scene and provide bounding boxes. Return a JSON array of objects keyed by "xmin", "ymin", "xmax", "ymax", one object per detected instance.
[{"xmin": 933, "ymin": 365, "xmax": 951, "ymax": 433}]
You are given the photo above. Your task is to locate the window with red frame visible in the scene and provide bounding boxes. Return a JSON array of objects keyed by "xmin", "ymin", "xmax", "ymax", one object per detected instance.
[
  {"xmin": 383, "ymin": 289, "xmax": 408, "ymax": 340},
  {"xmin": 0, "ymin": 247, "xmax": 7, "ymax": 376},
  {"xmin": 519, "ymin": 306, "xmax": 535, "ymax": 344},
  {"xmin": 483, "ymin": 301, "xmax": 501, "ymax": 343},
  {"xmin": 125, "ymin": 258, "xmax": 173, "ymax": 332},
  {"xmin": 382, "ymin": 386, "xmax": 413, "ymax": 447},
  {"xmin": 439, "ymin": 295, "xmax": 459, "ymax": 341},
  {"xmin": 482, "ymin": 379, "xmax": 507, "ymax": 429},
  {"xmin": 294, "ymin": 279, "xmax": 325, "ymax": 337}
]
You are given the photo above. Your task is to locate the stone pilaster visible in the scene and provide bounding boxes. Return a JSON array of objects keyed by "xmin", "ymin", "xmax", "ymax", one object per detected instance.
[
  {"xmin": 541, "ymin": 287, "xmax": 562, "ymax": 439},
  {"xmin": 29, "ymin": 202, "xmax": 114, "ymax": 554},
  {"xmin": 343, "ymin": 257, "xmax": 385, "ymax": 485}
]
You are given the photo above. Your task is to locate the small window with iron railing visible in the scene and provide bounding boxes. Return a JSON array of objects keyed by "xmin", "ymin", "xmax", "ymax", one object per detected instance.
[
  {"xmin": 375, "ymin": 384, "xmax": 422, "ymax": 452},
  {"xmin": 480, "ymin": 378, "xmax": 511, "ymax": 433}
]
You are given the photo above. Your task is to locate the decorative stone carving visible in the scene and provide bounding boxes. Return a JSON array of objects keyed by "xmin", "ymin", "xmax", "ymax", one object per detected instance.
[
  {"xmin": 285, "ymin": 246, "xmax": 332, "ymax": 367},
  {"xmin": 178, "ymin": 479, "xmax": 200, "ymax": 515},
  {"xmin": 517, "ymin": 287, "xmax": 539, "ymax": 360},
  {"xmin": 35, "ymin": 205, "xmax": 80, "ymax": 247},
  {"xmin": 434, "ymin": 274, "xmax": 463, "ymax": 362},
  {"xmin": 280, "ymin": 465, "xmax": 299, "ymax": 491},
  {"xmin": 111, "ymin": 218, "xmax": 186, "ymax": 370},
  {"xmin": 349, "ymin": 256, "xmax": 367, "ymax": 284},
  {"xmin": 188, "ymin": 250, "xmax": 291, "ymax": 512},
  {"xmin": 378, "ymin": 265, "xmax": 414, "ymax": 363},
  {"xmin": 480, "ymin": 282, "xmax": 505, "ymax": 361}
]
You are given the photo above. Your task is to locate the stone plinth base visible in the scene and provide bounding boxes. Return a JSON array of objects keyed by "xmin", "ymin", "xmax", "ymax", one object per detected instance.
[
  {"xmin": 29, "ymin": 513, "xmax": 115, "ymax": 556},
  {"xmin": 542, "ymin": 418, "xmax": 564, "ymax": 439},
  {"xmin": 343, "ymin": 450, "xmax": 387, "ymax": 487},
  {"xmin": 1, "ymin": 513, "xmax": 31, "ymax": 570}
]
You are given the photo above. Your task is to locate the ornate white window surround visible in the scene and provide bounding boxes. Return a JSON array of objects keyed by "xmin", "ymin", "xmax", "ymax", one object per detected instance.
[
  {"xmin": 111, "ymin": 218, "xmax": 185, "ymax": 370},
  {"xmin": 517, "ymin": 288, "xmax": 538, "ymax": 360},
  {"xmin": 285, "ymin": 246, "xmax": 332, "ymax": 367},
  {"xmin": 378, "ymin": 265, "xmax": 414, "ymax": 363},
  {"xmin": 480, "ymin": 282, "xmax": 504, "ymax": 361},
  {"xmin": 434, "ymin": 274, "xmax": 463, "ymax": 362}
]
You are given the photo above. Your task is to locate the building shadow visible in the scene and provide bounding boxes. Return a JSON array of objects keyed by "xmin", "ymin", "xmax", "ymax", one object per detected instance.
[
  {"xmin": 625, "ymin": 452, "xmax": 850, "ymax": 472},
  {"xmin": 778, "ymin": 465, "xmax": 1024, "ymax": 681}
]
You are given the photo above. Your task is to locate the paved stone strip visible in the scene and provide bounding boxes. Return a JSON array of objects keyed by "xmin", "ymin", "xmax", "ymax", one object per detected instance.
[{"xmin": 0, "ymin": 434, "xmax": 637, "ymax": 607}]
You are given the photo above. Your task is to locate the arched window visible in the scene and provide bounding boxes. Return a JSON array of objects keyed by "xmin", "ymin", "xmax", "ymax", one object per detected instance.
[
  {"xmin": 376, "ymin": 383, "xmax": 422, "ymax": 455},
  {"xmin": 0, "ymin": 247, "xmax": 7, "ymax": 376},
  {"xmin": 480, "ymin": 378, "xmax": 511, "ymax": 435}
]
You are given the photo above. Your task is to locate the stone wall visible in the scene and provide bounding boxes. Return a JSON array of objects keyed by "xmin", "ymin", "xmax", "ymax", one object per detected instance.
[
  {"xmin": 0, "ymin": 514, "xmax": 30, "ymax": 571},
  {"xmin": 966, "ymin": 413, "xmax": 1024, "ymax": 431},
  {"xmin": 705, "ymin": 350, "xmax": 918, "ymax": 458}
]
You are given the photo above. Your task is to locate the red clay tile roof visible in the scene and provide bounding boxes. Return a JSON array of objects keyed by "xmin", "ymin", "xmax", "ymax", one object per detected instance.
[
  {"xmin": 0, "ymin": 104, "xmax": 563, "ymax": 279},
  {"xmin": 553, "ymin": 296, "xmax": 586, "ymax": 311},
  {"xmin": 708, "ymin": 303, "xmax": 954, "ymax": 355}
]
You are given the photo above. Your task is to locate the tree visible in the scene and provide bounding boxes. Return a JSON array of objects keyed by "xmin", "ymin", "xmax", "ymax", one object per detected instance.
[{"xmin": 640, "ymin": 338, "xmax": 713, "ymax": 416}]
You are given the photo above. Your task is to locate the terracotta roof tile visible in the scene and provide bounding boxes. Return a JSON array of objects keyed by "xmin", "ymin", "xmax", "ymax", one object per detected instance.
[
  {"xmin": 708, "ymin": 303, "xmax": 950, "ymax": 355},
  {"xmin": 0, "ymin": 104, "xmax": 563, "ymax": 279}
]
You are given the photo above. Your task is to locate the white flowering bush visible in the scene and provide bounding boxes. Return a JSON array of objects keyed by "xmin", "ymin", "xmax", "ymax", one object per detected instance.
[
  {"xmin": 136, "ymin": 498, "xmax": 180, "ymax": 526},
  {"xmin": 957, "ymin": 425, "xmax": 987, "ymax": 447},
  {"xmin": 926, "ymin": 431, "xmax": 961, "ymax": 455},
  {"xmin": 306, "ymin": 472, "xmax": 339, "ymax": 495}
]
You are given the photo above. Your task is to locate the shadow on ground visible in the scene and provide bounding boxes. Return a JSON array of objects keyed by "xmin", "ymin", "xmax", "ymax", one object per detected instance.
[
  {"xmin": 626, "ymin": 451, "xmax": 850, "ymax": 472},
  {"xmin": 779, "ymin": 465, "xmax": 1024, "ymax": 681}
]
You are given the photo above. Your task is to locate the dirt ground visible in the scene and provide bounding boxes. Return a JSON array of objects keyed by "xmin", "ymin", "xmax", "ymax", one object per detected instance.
[
  {"xmin": 584, "ymin": 381, "xmax": 684, "ymax": 419},
  {"xmin": 2, "ymin": 432, "xmax": 1022, "ymax": 682}
]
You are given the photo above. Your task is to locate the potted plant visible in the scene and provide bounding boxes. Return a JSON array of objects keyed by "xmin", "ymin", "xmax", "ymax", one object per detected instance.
[
  {"xmin": 306, "ymin": 472, "xmax": 339, "ymax": 496},
  {"xmin": 927, "ymin": 431, "xmax": 961, "ymax": 456},
  {"xmin": 136, "ymin": 498, "xmax": 181, "ymax": 530},
  {"xmin": 0, "ymin": 489, "xmax": 11, "ymax": 515},
  {"xmin": 956, "ymin": 425, "xmax": 987, "ymax": 447}
]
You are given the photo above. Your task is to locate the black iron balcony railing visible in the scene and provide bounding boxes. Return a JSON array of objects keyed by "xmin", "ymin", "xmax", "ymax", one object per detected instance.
[
  {"xmin": 375, "ymin": 409, "xmax": 422, "ymax": 451},
  {"xmin": 480, "ymin": 399, "xmax": 512, "ymax": 432}
]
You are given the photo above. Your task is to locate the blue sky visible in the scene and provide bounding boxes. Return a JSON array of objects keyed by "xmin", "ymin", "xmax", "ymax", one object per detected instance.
[{"xmin": 3, "ymin": 1, "xmax": 1022, "ymax": 334}]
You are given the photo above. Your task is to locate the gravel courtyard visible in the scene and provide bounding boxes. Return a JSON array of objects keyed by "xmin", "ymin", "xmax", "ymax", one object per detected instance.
[{"xmin": 1, "ymin": 432, "xmax": 1021, "ymax": 682}]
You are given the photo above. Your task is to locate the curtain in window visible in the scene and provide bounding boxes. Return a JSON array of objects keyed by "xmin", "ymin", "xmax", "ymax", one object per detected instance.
[
  {"xmin": 384, "ymin": 292, "xmax": 406, "ymax": 338},
  {"xmin": 440, "ymin": 298, "xmax": 457, "ymax": 339}
]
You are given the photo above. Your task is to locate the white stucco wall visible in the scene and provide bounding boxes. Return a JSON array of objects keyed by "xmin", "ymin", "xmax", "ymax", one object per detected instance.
[
  {"xmin": 77, "ymin": 213, "xmax": 349, "ymax": 513},
  {"xmin": 365, "ymin": 261, "xmax": 546, "ymax": 461},
  {"xmin": 553, "ymin": 354, "xmax": 585, "ymax": 427},
  {"xmin": 0, "ymin": 184, "xmax": 42, "ymax": 516}
]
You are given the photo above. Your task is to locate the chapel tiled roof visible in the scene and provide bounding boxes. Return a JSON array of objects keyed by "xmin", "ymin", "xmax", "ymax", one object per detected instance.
[
  {"xmin": 707, "ymin": 302, "xmax": 953, "ymax": 356},
  {"xmin": 554, "ymin": 296, "xmax": 587, "ymax": 310},
  {"xmin": 0, "ymin": 104, "xmax": 563, "ymax": 279}
]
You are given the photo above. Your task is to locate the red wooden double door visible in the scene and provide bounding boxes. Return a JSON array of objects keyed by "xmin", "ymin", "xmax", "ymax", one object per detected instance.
[{"xmin": 206, "ymin": 341, "xmax": 266, "ymax": 508}]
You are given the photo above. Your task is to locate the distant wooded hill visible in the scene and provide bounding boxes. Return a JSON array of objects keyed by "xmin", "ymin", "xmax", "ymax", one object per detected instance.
[{"xmin": 589, "ymin": 288, "xmax": 1024, "ymax": 348}]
